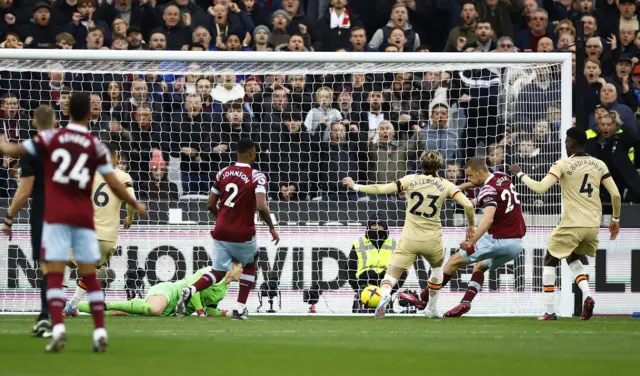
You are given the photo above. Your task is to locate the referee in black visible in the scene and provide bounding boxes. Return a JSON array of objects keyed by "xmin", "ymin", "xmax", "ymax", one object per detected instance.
[{"xmin": 2, "ymin": 105, "xmax": 56, "ymax": 337}]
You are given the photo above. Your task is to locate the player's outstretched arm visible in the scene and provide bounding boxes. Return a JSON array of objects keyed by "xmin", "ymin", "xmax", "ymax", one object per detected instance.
[
  {"xmin": 124, "ymin": 184, "xmax": 138, "ymax": 229},
  {"xmin": 0, "ymin": 140, "xmax": 29, "ymax": 158},
  {"xmin": 452, "ymin": 191, "xmax": 476, "ymax": 238},
  {"xmin": 341, "ymin": 177, "xmax": 398, "ymax": 195},
  {"xmin": 602, "ymin": 176, "xmax": 622, "ymax": 240},
  {"xmin": 102, "ymin": 172, "xmax": 147, "ymax": 216},
  {"xmin": 461, "ymin": 206, "xmax": 496, "ymax": 250},
  {"xmin": 257, "ymin": 192, "xmax": 279, "ymax": 245},
  {"xmin": 509, "ymin": 164, "xmax": 557, "ymax": 194}
]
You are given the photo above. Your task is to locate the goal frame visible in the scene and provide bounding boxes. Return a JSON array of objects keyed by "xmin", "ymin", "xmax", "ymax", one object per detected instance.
[{"xmin": 0, "ymin": 50, "xmax": 573, "ymax": 317}]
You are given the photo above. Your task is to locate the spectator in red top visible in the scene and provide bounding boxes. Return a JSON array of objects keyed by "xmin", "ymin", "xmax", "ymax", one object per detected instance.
[
  {"xmin": 313, "ymin": 0, "xmax": 357, "ymax": 52},
  {"xmin": 515, "ymin": 9, "xmax": 556, "ymax": 52}
]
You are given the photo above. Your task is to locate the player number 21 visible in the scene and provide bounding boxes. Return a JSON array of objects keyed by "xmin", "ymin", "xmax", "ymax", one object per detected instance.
[
  {"xmin": 501, "ymin": 184, "xmax": 521, "ymax": 213},
  {"xmin": 51, "ymin": 149, "xmax": 91, "ymax": 189},
  {"xmin": 223, "ymin": 183, "xmax": 239, "ymax": 207}
]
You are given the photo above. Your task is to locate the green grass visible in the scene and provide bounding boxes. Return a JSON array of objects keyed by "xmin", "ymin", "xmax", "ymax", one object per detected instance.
[{"xmin": 0, "ymin": 316, "xmax": 639, "ymax": 376}]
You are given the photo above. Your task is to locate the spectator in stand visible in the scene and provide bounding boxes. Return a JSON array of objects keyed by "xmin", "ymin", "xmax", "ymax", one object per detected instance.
[
  {"xmin": 281, "ymin": 0, "xmax": 313, "ymax": 38},
  {"xmin": 444, "ymin": 159, "xmax": 463, "ymax": 184},
  {"xmin": 55, "ymin": 32, "xmax": 75, "ymax": 49},
  {"xmin": 195, "ymin": 77, "xmax": 214, "ymax": 113},
  {"xmin": 356, "ymin": 90, "xmax": 390, "ymax": 139},
  {"xmin": 512, "ymin": 136, "xmax": 549, "ymax": 208},
  {"xmin": 581, "ymin": 13, "xmax": 598, "ymax": 39},
  {"xmin": 494, "ymin": 35, "xmax": 517, "ymax": 51},
  {"xmin": 288, "ymin": 75, "xmax": 313, "ymax": 113},
  {"xmin": 192, "ymin": 26, "xmax": 213, "ymax": 50},
  {"xmin": 369, "ymin": 3, "xmax": 420, "ymax": 52},
  {"xmin": 88, "ymin": 92, "xmax": 112, "ymax": 141},
  {"xmin": 586, "ymin": 36, "xmax": 614, "ymax": 76},
  {"xmin": 313, "ymin": 0, "xmax": 354, "ymax": 52},
  {"xmin": 210, "ymin": 101, "xmax": 253, "ymax": 173},
  {"xmin": 104, "ymin": 81, "xmax": 124, "ymax": 122},
  {"xmin": 631, "ymin": 63, "xmax": 640, "ymax": 106},
  {"xmin": 544, "ymin": 0, "xmax": 588, "ymax": 24},
  {"xmin": 174, "ymin": 0, "xmax": 209, "ymax": 29},
  {"xmin": 462, "ymin": 19, "xmax": 497, "ymax": 52},
  {"xmin": 387, "ymin": 72, "xmax": 420, "ymax": 126},
  {"xmin": 111, "ymin": 17, "xmax": 128, "ymax": 40},
  {"xmin": 0, "ymin": 92, "xmax": 29, "ymax": 143},
  {"xmin": 304, "ymin": 86, "xmax": 343, "ymax": 141},
  {"xmin": 486, "ymin": 143, "xmax": 505, "ymax": 172},
  {"xmin": 20, "ymin": 2, "xmax": 61, "ymax": 49},
  {"xmin": 126, "ymin": 26, "xmax": 145, "ymax": 50},
  {"xmin": 336, "ymin": 87, "xmax": 360, "ymax": 123},
  {"xmin": 93, "ymin": 0, "xmax": 158, "ymax": 40},
  {"xmin": 408, "ymin": 103, "xmax": 458, "ymax": 172},
  {"xmin": 320, "ymin": 121, "xmax": 359, "ymax": 201},
  {"xmin": 278, "ymin": 32, "xmax": 309, "ymax": 51},
  {"xmin": 85, "ymin": 26, "xmax": 107, "ymax": 50},
  {"xmin": 269, "ymin": 9, "xmax": 291, "ymax": 47},
  {"xmin": 588, "ymin": 83, "xmax": 636, "ymax": 130},
  {"xmin": 586, "ymin": 110, "xmax": 640, "ymax": 203},
  {"xmin": 56, "ymin": 86, "xmax": 71, "ymax": 127},
  {"xmin": 154, "ymin": 5, "xmax": 191, "ymax": 50},
  {"xmin": 557, "ymin": 32, "xmax": 575, "ymax": 50},
  {"xmin": 213, "ymin": 31, "xmax": 251, "ymax": 51},
  {"xmin": 515, "ymin": 66, "xmax": 561, "ymax": 124},
  {"xmin": 476, "ymin": 0, "xmax": 521, "ymax": 39},
  {"xmin": 111, "ymin": 36, "xmax": 128, "ymax": 49},
  {"xmin": 515, "ymin": 8, "xmax": 556, "ymax": 52},
  {"xmin": 599, "ymin": 0, "xmax": 640, "ymax": 43},
  {"xmin": 64, "ymin": 0, "xmax": 111, "ymax": 49},
  {"xmin": 242, "ymin": 0, "xmax": 269, "ymax": 29},
  {"xmin": 386, "ymin": 27, "xmax": 409, "ymax": 52},
  {"xmin": 537, "ymin": 36, "xmax": 554, "ymax": 52},
  {"xmin": 252, "ymin": 24, "xmax": 272, "ymax": 51},
  {"xmin": 368, "ymin": 120, "xmax": 407, "ymax": 190},
  {"xmin": 171, "ymin": 93, "xmax": 212, "ymax": 194},
  {"xmin": 129, "ymin": 103, "xmax": 168, "ymax": 183},
  {"xmin": 605, "ymin": 54, "xmax": 638, "ymax": 112},
  {"xmin": 579, "ymin": 57, "xmax": 605, "ymax": 118},
  {"xmin": 444, "ymin": 1, "xmax": 477, "ymax": 52},
  {"xmin": 514, "ymin": 0, "xmax": 538, "ymax": 34},
  {"xmin": 0, "ymin": 33, "xmax": 23, "ymax": 49},
  {"xmin": 347, "ymin": 26, "xmax": 373, "ymax": 52},
  {"xmin": 612, "ymin": 26, "xmax": 638, "ymax": 60},
  {"xmin": 211, "ymin": 74, "xmax": 245, "ymax": 105},
  {"xmin": 123, "ymin": 77, "xmax": 163, "ymax": 126},
  {"xmin": 139, "ymin": 157, "xmax": 180, "ymax": 202},
  {"xmin": 532, "ymin": 119, "xmax": 561, "ymax": 163},
  {"xmin": 148, "ymin": 30, "xmax": 167, "ymax": 50},
  {"xmin": 269, "ymin": 111, "xmax": 317, "ymax": 201},
  {"xmin": 554, "ymin": 19, "xmax": 576, "ymax": 38},
  {"xmin": 208, "ymin": 2, "xmax": 251, "ymax": 44}
]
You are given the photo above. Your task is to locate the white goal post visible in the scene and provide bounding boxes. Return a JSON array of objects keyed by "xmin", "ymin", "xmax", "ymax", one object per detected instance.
[{"xmin": 0, "ymin": 50, "xmax": 594, "ymax": 317}]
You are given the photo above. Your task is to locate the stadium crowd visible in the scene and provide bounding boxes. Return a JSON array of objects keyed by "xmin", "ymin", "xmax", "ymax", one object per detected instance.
[{"xmin": 0, "ymin": 0, "xmax": 639, "ymax": 206}]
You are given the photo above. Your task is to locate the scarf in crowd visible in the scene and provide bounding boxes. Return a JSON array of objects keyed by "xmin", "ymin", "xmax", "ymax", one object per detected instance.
[{"xmin": 330, "ymin": 7, "xmax": 351, "ymax": 29}]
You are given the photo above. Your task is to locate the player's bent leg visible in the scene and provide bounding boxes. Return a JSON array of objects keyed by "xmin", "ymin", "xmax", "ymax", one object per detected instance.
[
  {"xmin": 146, "ymin": 295, "xmax": 170, "ymax": 316},
  {"xmin": 375, "ymin": 264, "xmax": 404, "ymax": 319},
  {"xmin": 424, "ymin": 263, "xmax": 443, "ymax": 319},
  {"xmin": 567, "ymin": 252, "xmax": 595, "ymax": 320}
]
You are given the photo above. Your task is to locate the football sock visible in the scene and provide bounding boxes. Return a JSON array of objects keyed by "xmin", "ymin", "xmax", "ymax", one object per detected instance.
[
  {"xmin": 69, "ymin": 281, "xmax": 88, "ymax": 309},
  {"xmin": 37, "ymin": 274, "xmax": 49, "ymax": 322},
  {"xmin": 192, "ymin": 268, "xmax": 226, "ymax": 292},
  {"xmin": 420, "ymin": 272, "xmax": 451, "ymax": 302},
  {"xmin": 569, "ymin": 260, "xmax": 591, "ymax": 297},
  {"xmin": 426, "ymin": 267, "xmax": 443, "ymax": 311},
  {"xmin": 462, "ymin": 271, "xmax": 484, "ymax": 303},
  {"xmin": 83, "ymin": 273, "xmax": 105, "ymax": 329},
  {"xmin": 236, "ymin": 263, "xmax": 256, "ymax": 312},
  {"xmin": 542, "ymin": 266, "xmax": 556, "ymax": 314},
  {"xmin": 46, "ymin": 272, "xmax": 65, "ymax": 326},
  {"xmin": 62, "ymin": 266, "xmax": 71, "ymax": 288},
  {"xmin": 380, "ymin": 275, "xmax": 398, "ymax": 299}
]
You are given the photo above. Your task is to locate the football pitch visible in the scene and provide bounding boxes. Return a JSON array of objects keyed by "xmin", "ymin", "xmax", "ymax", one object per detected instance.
[{"xmin": 0, "ymin": 316, "xmax": 638, "ymax": 376}]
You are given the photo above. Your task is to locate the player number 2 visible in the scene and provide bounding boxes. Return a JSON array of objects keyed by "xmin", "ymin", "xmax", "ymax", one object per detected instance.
[
  {"xmin": 51, "ymin": 149, "xmax": 91, "ymax": 189},
  {"xmin": 501, "ymin": 184, "xmax": 521, "ymax": 213},
  {"xmin": 580, "ymin": 174, "xmax": 593, "ymax": 197},
  {"xmin": 224, "ymin": 183, "xmax": 239, "ymax": 207},
  {"xmin": 409, "ymin": 192, "xmax": 439, "ymax": 218}
]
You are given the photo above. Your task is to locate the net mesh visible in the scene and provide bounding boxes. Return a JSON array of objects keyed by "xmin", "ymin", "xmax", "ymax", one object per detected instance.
[{"xmin": 0, "ymin": 58, "xmax": 577, "ymax": 315}]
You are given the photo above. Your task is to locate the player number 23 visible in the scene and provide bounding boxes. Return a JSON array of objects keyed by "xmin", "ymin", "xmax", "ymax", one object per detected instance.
[
  {"xmin": 51, "ymin": 149, "xmax": 91, "ymax": 189},
  {"xmin": 409, "ymin": 192, "xmax": 439, "ymax": 218},
  {"xmin": 501, "ymin": 184, "xmax": 521, "ymax": 213}
]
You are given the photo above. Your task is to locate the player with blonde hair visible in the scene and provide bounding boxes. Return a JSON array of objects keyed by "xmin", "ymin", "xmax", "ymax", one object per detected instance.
[
  {"xmin": 342, "ymin": 150, "xmax": 476, "ymax": 318},
  {"xmin": 510, "ymin": 127, "xmax": 622, "ymax": 320}
]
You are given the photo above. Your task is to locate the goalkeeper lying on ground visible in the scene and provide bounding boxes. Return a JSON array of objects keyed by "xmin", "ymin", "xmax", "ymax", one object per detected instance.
[{"xmin": 78, "ymin": 264, "xmax": 241, "ymax": 317}]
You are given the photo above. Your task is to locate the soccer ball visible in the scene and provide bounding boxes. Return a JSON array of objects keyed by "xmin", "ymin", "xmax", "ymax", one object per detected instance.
[{"xmin": 360, "ymin": 285, "xmax": 382, "ymax": 308}]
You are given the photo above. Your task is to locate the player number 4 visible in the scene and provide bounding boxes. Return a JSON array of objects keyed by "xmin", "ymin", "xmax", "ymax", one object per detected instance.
[
  {"xmin": 501, "ymin": 184, "xmax": 521, "ymax": 213},
  {"xmin": 224, "ymin": 183, "xmax": 238, "ymax": 207},
  {"xmin": 51, "ymin": 149, "xmax": 91, "ymax": 189}
]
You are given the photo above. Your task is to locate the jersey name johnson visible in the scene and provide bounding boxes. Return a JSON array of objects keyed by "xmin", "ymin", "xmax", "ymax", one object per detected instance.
[
  {"xmin": 211, "ymin": 163, "xmax": 267, "ymax": 243},
  {"xmin": 27, "ymin": 124, "xmax": 112, "ymax": 229},
  {"xmin": 477, "ymin": 172, "xmax": 526, "ymax": 239}
]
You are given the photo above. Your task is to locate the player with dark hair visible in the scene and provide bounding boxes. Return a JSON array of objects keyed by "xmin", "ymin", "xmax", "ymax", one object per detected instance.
[
  {"xmin": 176, "ymin": 138, "xmax": 280, "ymax": 320},
  {"xmin": 0, "ymin": 92, "xmax": 146, "ymax": 353},
  {"xmin": 510, "ymin": 127, "xmax": 622, "ymax": 320},
  {"xmin": 342, "ymin": 150, "xmax": 476, "ymax": 318},
  {"xmin": 2, "ymin": 105, "xmax": 56, "ymax": 337}
]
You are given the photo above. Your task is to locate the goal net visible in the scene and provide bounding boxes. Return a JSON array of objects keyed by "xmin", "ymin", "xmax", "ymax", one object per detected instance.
[{"xmin": 0, "ymin": 50, "xmax": 579, "ymax": 316}]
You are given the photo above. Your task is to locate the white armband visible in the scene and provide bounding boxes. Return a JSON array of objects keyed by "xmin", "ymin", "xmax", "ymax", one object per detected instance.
[
  {"xmin": 517, "ymin": 172, "xmax": 525, "ymax": 180},
  {"xmin": 352, "ymin": 184, "xmax": 361, "ymax": 192},
  {"xmin": 611, "ymin": 217, "xmax": 620, "ymax": 223}
]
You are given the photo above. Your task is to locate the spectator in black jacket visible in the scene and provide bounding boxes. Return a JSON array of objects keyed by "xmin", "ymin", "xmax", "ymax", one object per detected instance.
[
  {"xmin": 605, "ymin": 54, "xmax": 638, "ymax": 112},
  {"xmin": 19, "ymin": 2, "xmax": 61, "ymax": 48},
  {"xmin": 64, "ymin": 0, "xmax": 112, "ymax": 49},
  {"xmin": 139, "ymin": 156, "xmax": 180, "ymax": 202},
  {"xmin": 173, "ymin": 0, "xmax": 209, "ymax": 29},
  {"xmin": 477, "ymin": 0, "xmax": 521, "ymax": 39},
  {"xmin": 171, "ymin": 93, "xmax": 212, "ymax": 194},
  {"xmin": 93, "ymin": 0, "xmax": 158, "ymax": 41},
  {"xmin": 210, "ymin": 101, "xmax": 253, "ymax": 174},
  {"xmin": 579, "ymin": 57, "xmax": 605, "ymax": 118},
  {"xmin": 129, "ymin": 103, "xmax": 169, "ymax": 183},
  {"xmin": 320, "ymin": 121, "xmax": 359, "ymax": 201},
  {"xmin": 152, "ymin": 4, "xmax": 191, "ymax": 50}
]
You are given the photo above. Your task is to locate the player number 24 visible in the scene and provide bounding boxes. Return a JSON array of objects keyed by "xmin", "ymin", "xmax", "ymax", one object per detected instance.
[
  {"xmin": 501, "ymin": 184, "xmax": 521, "ymax": 214},
  {"xmin": 51, "ymin": 149, "xmax": 91, "ymax": 189},
  {"xmin": 409, "ymin": 192, "xmax": 439, "ymax": 218}
]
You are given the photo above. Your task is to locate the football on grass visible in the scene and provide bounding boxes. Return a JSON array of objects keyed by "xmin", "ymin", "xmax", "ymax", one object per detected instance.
[{"xmin": 360, "ymin": 285, "xmax": 381, "ymax": 308}]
